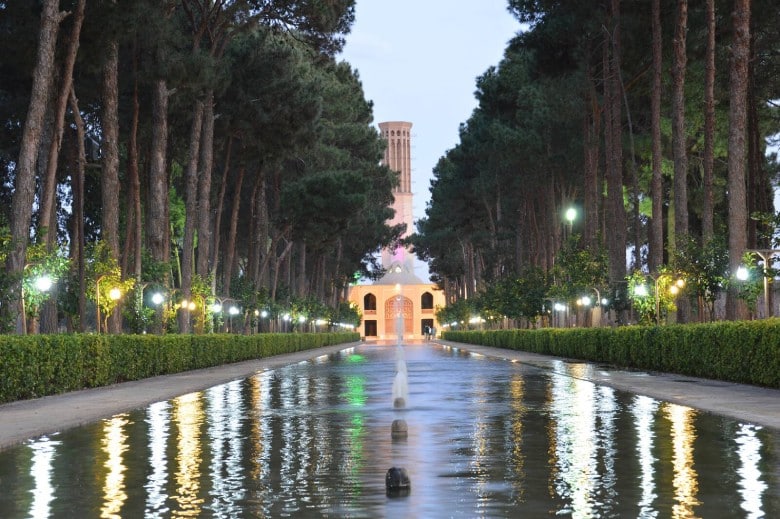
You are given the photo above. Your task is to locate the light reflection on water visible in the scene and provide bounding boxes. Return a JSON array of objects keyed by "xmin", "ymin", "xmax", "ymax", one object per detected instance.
[
  {"xmin": 0, "ymin": 343, "xmax": 778, "ymax": 518},
  {"xmin": 100, "ymin": 414, "xmax": 130, "ymax": 518},
  {"xmin": 634, "ymin": 395, "xmax": 660, "ymax": 518}
]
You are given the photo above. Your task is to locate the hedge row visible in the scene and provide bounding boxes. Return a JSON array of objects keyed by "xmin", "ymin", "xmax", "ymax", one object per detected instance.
[
  {"xmin": 443, "ymin": 319, "xmax": 780, "ymax": 389},
  {"xmin": 0, "ymin": 332, "xmax": 359, "ymax": 404}
]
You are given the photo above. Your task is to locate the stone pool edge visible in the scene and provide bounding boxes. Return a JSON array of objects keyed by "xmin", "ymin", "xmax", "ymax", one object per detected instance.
[{"xmin": 440, "ymin": 340, "xmax": 780, "ymax": 431}]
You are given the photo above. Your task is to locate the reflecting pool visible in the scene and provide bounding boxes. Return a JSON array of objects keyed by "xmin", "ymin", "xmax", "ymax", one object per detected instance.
[{"xmin": 0, "ymin": 343, "xmax": 778, "ymax": 517}]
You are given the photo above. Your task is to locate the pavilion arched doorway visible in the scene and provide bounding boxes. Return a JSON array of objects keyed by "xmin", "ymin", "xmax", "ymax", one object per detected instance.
[{"xmin": 384, "ymin": 295, "xmax": 413, "ymax": 337}]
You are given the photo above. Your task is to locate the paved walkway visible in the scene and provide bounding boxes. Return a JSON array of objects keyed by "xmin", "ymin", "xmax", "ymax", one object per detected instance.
[
  {"xmin": 438, "ymin": 340, "xmax": 780, "ymax": 431},
  {"xmin": 1, "ymin": 340, "xmax": 779, "ymax": 451}
]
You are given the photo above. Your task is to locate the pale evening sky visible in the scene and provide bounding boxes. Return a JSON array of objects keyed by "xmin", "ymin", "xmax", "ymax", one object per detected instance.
[{"xmin": 339, "ymin": 1, "xmax": 522, "ymax": 229}]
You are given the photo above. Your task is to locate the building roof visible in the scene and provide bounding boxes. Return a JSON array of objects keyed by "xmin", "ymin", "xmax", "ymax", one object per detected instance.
[{"xmin": 372, "ymin": 261, "xmax": 426, "ymax": 286}]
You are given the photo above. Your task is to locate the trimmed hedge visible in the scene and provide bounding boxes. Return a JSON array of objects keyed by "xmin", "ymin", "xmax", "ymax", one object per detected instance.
[
  {"xmin": 0, "ymin": 332, "xmax": 359, "ymax": 404},
  {"xmin": 443, "ymin": 319, "xmax": 780, "ymax": 389}
]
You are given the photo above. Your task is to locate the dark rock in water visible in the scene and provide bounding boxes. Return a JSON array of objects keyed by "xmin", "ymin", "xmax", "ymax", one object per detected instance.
[
  {"xmin": 391, "ymin": 419, "xmax": 408, "ymax": 439},
  {"xmin": 393, "ymin": 397, "xmax": 406, "ymax": 408},
  {"xmin": 386, "ymin": 467, "xmax": 411, "ymax": 496}
]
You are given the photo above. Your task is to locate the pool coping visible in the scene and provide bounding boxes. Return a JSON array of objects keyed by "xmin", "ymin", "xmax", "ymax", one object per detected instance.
[{"xmin": 439, "ymin": 340, "xmax": 780, "ymax": 432}]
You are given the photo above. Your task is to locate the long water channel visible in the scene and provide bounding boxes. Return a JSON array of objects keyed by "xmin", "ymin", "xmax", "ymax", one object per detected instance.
[{"xmin": 0, "ymin": 342, "xmax": 778, "ymax": 517}]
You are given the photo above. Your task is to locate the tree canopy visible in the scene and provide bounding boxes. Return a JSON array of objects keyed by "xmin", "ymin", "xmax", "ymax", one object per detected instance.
[{"xmin": 412, "ymin": 0, "xmax": 780, "ymax": 323}]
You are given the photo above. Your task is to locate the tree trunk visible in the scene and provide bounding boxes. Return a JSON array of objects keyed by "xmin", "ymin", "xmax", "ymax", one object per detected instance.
[
  {"xmin": 297, "ymin": 242, "xmax": 307, "ymax": 297},
  {"xmin": 650, "ymin": 0, "xmax": 664, "ymax": 271},
  {"xmin": 39, "ymin": 0, "xmax": 85, "ymax": 251},
  {"xmin": 672, "ymin": 0, "xmax": 690, "ymax": 323},
  {"xmin": 255, "ymin": 172, "xmax": 272, "ymax": 290},
  {"xmin": 197, "ymin": 91, "xmax": 215, "ymax": 279},
  {"xmin": 179, "ymin": 100, "xmax": 205, "ymax": 333},
  {"xmin": 671, "ymin": 0, "xmax": 689, "ymax": 250},
  {"xmin": 725, "ymin": 0, "xmax": 751, "ymax": 320},
  {"xmin": 102, "ymin": 31, "xmax": 122, "ymax": 333},
  {"xmin": 39, "ymin": 0, "xmax": 85, "ymax": 334},
  {"xmin": 4, "ymin": 1, "xmax": 68, "ymax": 333},
  {"xmin": 124, "ymin": 43, "xmax": 143, "ymax": 281},
  {"xmin": 702, "ymin": 0, "xmax": 716, "ymax": 244},
  {"xmin": 148, "ymin": 79, "xmax": 170, "ymax": 270},
  {"xmin": 70, "ymin": 87, "xmax": 87, "ymax": 332},
  {"xmin": 210, "ymin": 135, "xmax": 232, "ymax": 293},
  {"xmin": 583, "ymin": 56, "xmax": 601, "ymax": 250},
  {"xmin": 746, "ymin": 47, "xmax": 772, "ymax": 249},
  {"xmin": 271, "ymin": 240, "xmax": 294, "ymax": 302},
  {"xmin": 603, "ymin": 1, "xmax": 627, "ymax": 289},
  {"xmin": 223, "ymin": 166, "xmax": 245, "ymax": 297}
]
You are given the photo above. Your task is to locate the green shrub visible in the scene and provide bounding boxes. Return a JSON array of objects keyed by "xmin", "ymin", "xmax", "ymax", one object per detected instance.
[
  {"xmin": 443, "ymin": 321, "xmax": 780, "ymax": 389},
  {"xmin": 0, "ymin": 332, "xmax": 358, "ymax": 404}
]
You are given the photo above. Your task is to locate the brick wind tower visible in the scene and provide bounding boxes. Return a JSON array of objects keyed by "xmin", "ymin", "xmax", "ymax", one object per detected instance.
[{"xmin": 379, "ymin": 121, "xmax": 416, "ymax": 274}]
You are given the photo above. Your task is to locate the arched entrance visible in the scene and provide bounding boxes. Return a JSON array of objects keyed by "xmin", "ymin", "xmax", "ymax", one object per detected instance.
[{"xmin": 384, "ymin": 295, "xmax": 413, "ymax": 337}]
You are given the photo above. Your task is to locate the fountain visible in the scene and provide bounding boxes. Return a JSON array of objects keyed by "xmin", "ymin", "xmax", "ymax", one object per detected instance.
[
  {"xmin": 392, "ymin": 346, "xmax": 408, "ymax": 408},
  {"xmin": 388, "ymin": 285, "xmax": 411, "ymax": 495},
  {"xmin": 391, "ymin": 286, "xmax": 409, "ymax": 408}
]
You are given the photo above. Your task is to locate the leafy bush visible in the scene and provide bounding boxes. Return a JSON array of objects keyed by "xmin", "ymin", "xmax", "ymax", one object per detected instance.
[
  {"xmin": 0, "ymin": 332, "xmax": 359, "ymax": 403},
  {"xmin": 444, "ymin": 320, "xmax": 780, "ymax": 389}
]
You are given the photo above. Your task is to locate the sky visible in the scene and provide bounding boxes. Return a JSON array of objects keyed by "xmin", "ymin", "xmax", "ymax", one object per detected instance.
[{"xmin": 338, "ymin": 1, "xmax": 522, "ymax": 227}]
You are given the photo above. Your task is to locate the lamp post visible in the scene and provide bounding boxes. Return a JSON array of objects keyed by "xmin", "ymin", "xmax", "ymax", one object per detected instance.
[
  {"xmin": 745, "ymin": 249, "xmax": 780, "ymax": 318},
  {"xmin": 18, "ymin": 273, "xmax": 54, "ymax": 334},
  {"xmin": 209, "ymin": 301, "xmax": 223, "ymax": 333},
  {"xmin": 260, "ymin": 309, "xmax": 269, "ymax": 332},
  {"xmin": 150, "ymin": 291, "xmax": 165, "ymax": 334},
  {"xmin": 576, "ymin": 295, "xmax": 592, "ymax": 327},
  {"xmin": 553, "ymin": 302, "xmax": 568, "ymax": 328},
  {"xmin": 590, "ymin": 287, "xmax": 607, "ymax": 327},
  {"xmin": 229, "ymin": 305, "xmax": 240, "ymax": 333},
  {"xmin": 96, "ymin": 275, "xmax": 122, "ymax": 334},
  {"xmin": 95, "ymin": 275, "xmax": 105, "ymax": 334},
  {"xmin": 654, "ymin": 274, "xmax": 685, "ymax": 325},
  {"xmin": 564, "ymin": 207, "xmax": 576, "ymax": 240}
]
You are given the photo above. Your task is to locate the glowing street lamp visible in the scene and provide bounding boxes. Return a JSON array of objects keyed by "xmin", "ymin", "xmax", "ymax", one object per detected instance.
[
  {"xmin": 744, "ymin": 250, "xmax": 780, "ymax": 318},
  {"xmin": 564, "ymin": 206, "xmax": 577, "ymax": 239},
  {"xmin": 654, "ymin": 274, "xmax": 685, "ymax": 325},
  {"xmin": 96, "ymin": 276, "xmax": 122, "ymax": 334},
  {"xmin": 35, "ymin": 275, "xmax": 53, "ymax": 293},
  {"xmin": 227, "ymin": 305, "xmax": 240, "ymax": 332},
  {"xmin": 565, "ymin": 207, "xmax": 576, "ymax": 225},
  {"xmin": 19, "ymin": 273, "xmax": 55, "ymax": 334}
]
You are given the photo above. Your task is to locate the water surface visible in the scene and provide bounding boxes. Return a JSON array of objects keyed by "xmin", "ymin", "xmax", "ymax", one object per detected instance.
[{"xmin": 0, "ymin": 343, "xmax": 777, "ymax": 517}]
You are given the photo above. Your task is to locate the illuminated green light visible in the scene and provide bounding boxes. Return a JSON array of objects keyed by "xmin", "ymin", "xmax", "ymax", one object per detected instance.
[{"xmin": 345, "ymin": 375, "xmax": 366, "ymax": 407}]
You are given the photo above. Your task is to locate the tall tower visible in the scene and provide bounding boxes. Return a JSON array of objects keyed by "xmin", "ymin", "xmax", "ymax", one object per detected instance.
[{"xmin": 379, "ymin": 121, "xmax": 415, "ymax": 271}]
